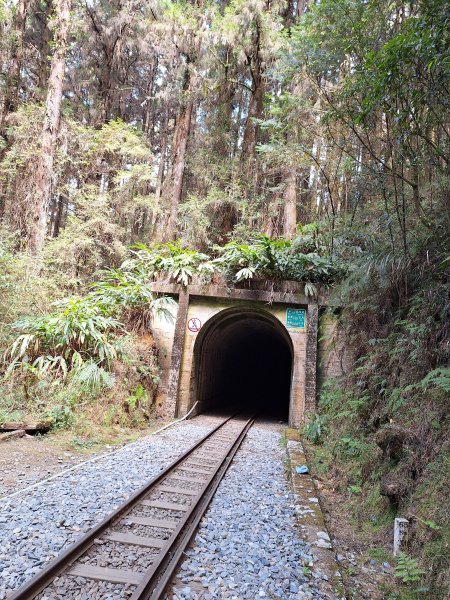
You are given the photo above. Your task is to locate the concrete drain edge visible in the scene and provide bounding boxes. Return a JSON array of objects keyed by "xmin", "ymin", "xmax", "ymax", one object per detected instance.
[{"xmin": 285, "ymin": 428, "xmax": 346, "ymax": 600}]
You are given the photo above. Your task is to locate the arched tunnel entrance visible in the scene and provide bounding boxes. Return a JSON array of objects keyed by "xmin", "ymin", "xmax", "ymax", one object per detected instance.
[{"xmin": 191, "ymin": 308, "xmax": 293, "ymax": 421}]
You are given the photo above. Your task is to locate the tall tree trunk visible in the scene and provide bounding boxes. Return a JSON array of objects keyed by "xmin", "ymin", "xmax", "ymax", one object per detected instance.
[
  {"xmin": 143, "ymin": 56, "xmax": 158, "ymax": 140},
  {"xmin": 0, "ymin": 0, "xmax": 28, "ymax": 219},
  {"xmin": 27, "ymin": 0, "xmax": 71, "ymax": 256},
  {"xmin": 84, "ymin": 1, "xmax": 135, "ymax": 124},
  {"xmin": 163, "ymin": 89, "xmax": 195, "ymax": 242},
  {"xmin": 162, "ymin": 27, "xmax": 201, "ymax": 243},
  {"xmin": 0, "ymin": 0, "xmax": 27, "ymax": 144},
  {"xmin": 280, "ymin": 6, "xmax": 304, "ymax": 238},
  {"xmin": 242, "ymin": 16, "xmax": 264, "ymax": 196},
  {"xmin": 213, "ymin": 45, "xmax": 233, "ymax": 157},
  {"xmin": 52, "ymin": 194, "xmax": 65, "ymax": 237},
  {"xmin": 296, "ymin": 0, "xmax": 309, "ymax": 17},
  {"xmin": 242, "ymin": 73, "xmax": 264, "ymax": 162},
  {"xmin": 232, "ymin": 86, "xmax": 244, "ymax": 158},
  {"xmin": 36, "ymin": 0, "xmax": 54, "ymax": 97},
  {"xmin": 151, "ymin": 102, "xmax": 170, "ymax": 240},
  {"xmin": 283, "ymin": 166, "xmax": 297, "ymax": 238}
]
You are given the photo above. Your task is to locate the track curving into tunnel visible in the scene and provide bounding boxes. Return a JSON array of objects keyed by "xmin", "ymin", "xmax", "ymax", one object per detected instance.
[{"xmin": 191, "ymin": 308, "xmax": 293, "ymax": 421}]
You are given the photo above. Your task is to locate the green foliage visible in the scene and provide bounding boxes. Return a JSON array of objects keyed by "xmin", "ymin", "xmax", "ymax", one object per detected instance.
[
  {"xmin": 0, "ymin": 230, "xmax": 62, "ymax": 348},
  {"xmin": 1, "ymin": 111, "xmax": 155, "ymax": 276},
  {"xmin": 303, "ymin": 413, "xmax": 327, "ymax": 444},
  {"xmin": 7, "ymin": 298, "xmax": 123, "ymax": 373},
  {"xmin": 214, "ymin": 233, "xmax": 344, "ymax": 291},
  {"xmin": 342, "ymin": 0, "xmax": 449, "ymax": 141},
  {"xmin": 47, "ymin": 403, "xmax": 75, "ymax": 429},
  {"xmin": 121, "ymin": 241, "xmax": 214, "ymax": 287},
  {"xmin": 0, "ymin": 0, "xmax": 7, "ymax": 23},
  {"xmin": 126, "ymin": 383, "xmax": 147, "ymax": 411},
  {"xmin": 42, "ymin": 193, "xmax": 126, "ymax": 289},
  {"xmin": 119, "ymin": 234, "xmax": 343, "ymax": 292},
  {"xmin": 338, "ymin": 436, "xmax": 369, "ymax": 459},
  {"xmin": 89, "ymin": 267, "xmax": 176, "ymax": 329},
  {"xmin": 394, "ymin": 553, "xmax": 426, "ymax": 585},
  {"xmin": 312, "ymin": 223, "xmax": 449, "ymax": 593},
  {"xmin": 419, "ymin": 368, "xmax": 450, "ymax": 394},
  {"xmin": 70, "ymin": 361, "xmax": 115, "ymax": 393},
  {"xmin": 5, "ymin": 259, "xmax": 175, "ymax": 381}
]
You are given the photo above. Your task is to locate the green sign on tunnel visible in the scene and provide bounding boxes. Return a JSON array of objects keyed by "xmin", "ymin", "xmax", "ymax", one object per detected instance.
[{"xmin": 286, "ymin": 308, "xmax": 306, "ymax": 328}]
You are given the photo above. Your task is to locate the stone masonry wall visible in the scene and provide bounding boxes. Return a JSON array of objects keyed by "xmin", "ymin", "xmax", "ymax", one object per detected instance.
[{"xmin": 318, "ymin": 311, "xmax": 348, "ymax": 386}]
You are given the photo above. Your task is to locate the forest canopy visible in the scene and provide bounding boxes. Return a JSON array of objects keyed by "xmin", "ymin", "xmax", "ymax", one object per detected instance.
[{"xmin": 0, "ymin": 0, "xmax": 447, "ymax": 263}]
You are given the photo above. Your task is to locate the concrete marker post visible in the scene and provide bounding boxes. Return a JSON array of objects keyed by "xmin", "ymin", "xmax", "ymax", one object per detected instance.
[{"xmin": 393, "ymin": 517, "xmax": 409, "ymax": 556}]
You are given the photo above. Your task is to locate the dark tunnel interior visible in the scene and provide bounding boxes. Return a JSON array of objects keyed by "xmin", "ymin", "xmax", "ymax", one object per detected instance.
[{"xmin": 195, "ymin": 313, "xmax": 292, "ymax": 421}]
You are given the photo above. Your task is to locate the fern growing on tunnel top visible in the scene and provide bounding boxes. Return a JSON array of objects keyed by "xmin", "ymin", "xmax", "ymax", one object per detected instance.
[
  {"xmin": 213, "ymin": 234, "xmax": 344, "ymax": 288},
  {"xmin": 121, "ymin": 241, "xmax": 214, "ymax": 286},
  {"xmin": 116, "ymin": 235, "xmax": 343, "ymax": 291}
]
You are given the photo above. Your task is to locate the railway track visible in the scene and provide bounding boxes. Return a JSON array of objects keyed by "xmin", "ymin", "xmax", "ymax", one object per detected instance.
[{"xmin": 8, "ymin": 414, "xmax": 254, "ymax": 600}]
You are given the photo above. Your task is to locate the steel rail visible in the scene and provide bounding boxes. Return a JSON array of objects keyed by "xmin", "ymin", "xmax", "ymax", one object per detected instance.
[
  {"xmin": 7, "ymin": 414, "xmax": 238, "ymax": 600},
  {"xmin": 145, "ymin": 416, "xmax": 255, "ymax": 600}
]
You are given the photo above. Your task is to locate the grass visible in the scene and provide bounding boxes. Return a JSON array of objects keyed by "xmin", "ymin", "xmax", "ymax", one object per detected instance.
[
  {"xmin": 355, "ymin": 484, "xmax": 396, "ymax": 534},
  {"xmin": 307, "ymin": 443, "xmax": 333, "ymax": 475},
  {"xmin": 367, "ymin": 547, "xmax": 392, "ymax": 563},
  {"xmin": 0, "ymin": 390, "xmax": 29, "ymax": 423},
  {"xmin": 0, "ymin": 407, "xmax": 24, "ymax": 423},
  {"xmin": 68, "ymin": 437, "xmax": 99, "ymax": 450},
  {"xmin": 278, "ymin": 434, "xmax": 287, "ymax": 448},
  {"xmin": 41, "ymin": 424, "xmax": 152, "ymax": 456}
]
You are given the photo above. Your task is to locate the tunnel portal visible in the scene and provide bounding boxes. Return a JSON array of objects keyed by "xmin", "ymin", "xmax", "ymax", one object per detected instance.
[{"xmin": 192, "ymin": 309, "xmax": 293, "ymax": 421}]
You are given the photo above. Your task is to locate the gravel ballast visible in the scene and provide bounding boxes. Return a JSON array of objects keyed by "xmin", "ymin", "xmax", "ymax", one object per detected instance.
[
  {"xmin": 169, "ymin": 422, "xmax": 327, "ymax": 600},
  {"xmin": 0, "ymin": 417, "xmax": 218, "ymax": 599}
]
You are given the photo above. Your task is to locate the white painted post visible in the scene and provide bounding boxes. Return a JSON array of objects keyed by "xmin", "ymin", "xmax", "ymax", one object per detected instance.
[{"xmin": 393, "ymin": 517, "xmax": 409, "ymax": 556}]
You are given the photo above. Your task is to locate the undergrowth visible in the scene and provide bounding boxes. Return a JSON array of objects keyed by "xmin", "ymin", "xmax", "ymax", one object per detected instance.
[
  {"xmin": 0, "ymin": 232, "xmax": 172, "ymax": 431},
  {"xmin": 303, "ymin": 213, "xmax": 449, "ymax": 598}
]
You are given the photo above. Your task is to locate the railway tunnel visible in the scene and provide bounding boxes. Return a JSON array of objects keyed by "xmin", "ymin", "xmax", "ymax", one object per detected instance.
[{"xmin": 191, "ymin": 308, "xmax": 293, "ymax": 421}]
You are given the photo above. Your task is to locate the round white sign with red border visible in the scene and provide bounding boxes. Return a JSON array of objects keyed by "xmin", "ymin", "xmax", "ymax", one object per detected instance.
[{"xmin": 188, "ymin": 317, "xmax": 202, "ymax": 332}]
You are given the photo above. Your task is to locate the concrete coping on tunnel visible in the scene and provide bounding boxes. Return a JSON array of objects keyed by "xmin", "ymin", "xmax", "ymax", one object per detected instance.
[{"xmin": 150, "ymin": 275, "xmax": 338, "ymax": 307}]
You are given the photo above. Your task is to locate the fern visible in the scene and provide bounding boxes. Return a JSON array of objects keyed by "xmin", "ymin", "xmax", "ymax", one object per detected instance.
[
  {"xmin": 71, "ymin": 361, "xmax": 115, "ymax": 392},
  {"xmin": 234, "ymin": 267, "xmax": 256, "ymax": 282},
  {"xmin": 419, "ymin": 368, "xmax": 450, "ymax": 393},
  {"xmin": 303, "ymin": 413, "xmax": 327, "ymax": 443},
  {"xmin": 394, "ymin": 552, "xmax": 426, "ymax": 584},
  {"xmin": 6, "ymin": 267, "xmax": 175, "ymax": 378}
]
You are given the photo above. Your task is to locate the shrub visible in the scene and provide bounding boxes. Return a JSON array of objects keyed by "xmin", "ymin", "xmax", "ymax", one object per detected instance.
[
  {"xmin": 303, "ymin": 413, "xmax": 327, "ymax": 444},
  {"xmin": 5, "ymin": 265, "xmax": 175, "ymax": 381}
]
